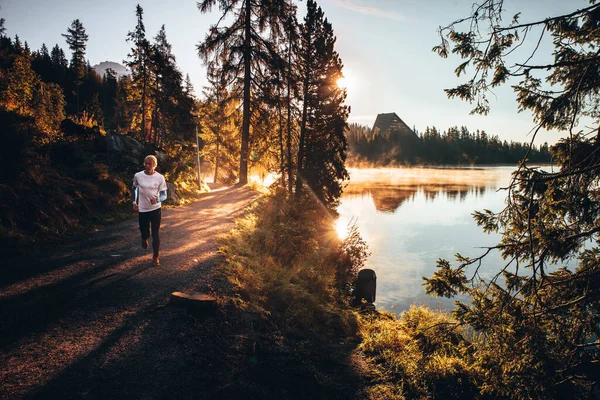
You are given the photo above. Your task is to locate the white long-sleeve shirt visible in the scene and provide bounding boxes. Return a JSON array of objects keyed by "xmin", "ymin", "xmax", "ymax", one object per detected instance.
[{"xmin": 132, "ymin": 171, "xmax": 167, "ymax": 212}]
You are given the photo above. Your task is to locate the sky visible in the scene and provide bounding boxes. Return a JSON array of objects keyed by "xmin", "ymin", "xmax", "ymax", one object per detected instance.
[{"xmin": 1, "ymin": 0, "xmax": 585, "ymax": 145}]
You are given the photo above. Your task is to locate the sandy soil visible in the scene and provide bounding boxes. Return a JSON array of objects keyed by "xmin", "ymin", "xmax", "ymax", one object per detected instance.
[{"xmin": 0, "ymin": 184, "xmax": 262, "ymax": 399}]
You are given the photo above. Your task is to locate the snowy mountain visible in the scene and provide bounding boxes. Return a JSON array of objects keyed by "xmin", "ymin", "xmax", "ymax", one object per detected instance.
[{"xmin": 92, "ymin": 61, "xmax": 129, "ymax": 77}]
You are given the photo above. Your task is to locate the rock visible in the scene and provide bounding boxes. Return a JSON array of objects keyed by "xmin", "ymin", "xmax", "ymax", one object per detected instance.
[
  {"xmin": 169, "ymin": 291, "xmax": 217, "ymax": 316},
  {"xmin": 105, "ymin": 131, "xmax": 146, "ymax": 166},
  {"xmin": 166, "ymin": 182, "xmax": 180, "ymax": 204}
]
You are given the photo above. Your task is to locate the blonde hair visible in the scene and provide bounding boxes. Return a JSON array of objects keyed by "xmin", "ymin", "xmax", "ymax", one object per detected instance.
[{"xmin": 144, "ymin": 155, "xmax": 158, "ymax": 167}]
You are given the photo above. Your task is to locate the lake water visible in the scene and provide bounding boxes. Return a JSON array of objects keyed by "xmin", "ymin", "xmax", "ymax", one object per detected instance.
[{"xmin": 336, "ymin": 166, "xmax": 519, "ymax": 314}]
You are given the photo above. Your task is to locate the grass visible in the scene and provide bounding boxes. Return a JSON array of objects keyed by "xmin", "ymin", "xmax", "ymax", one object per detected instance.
[
  {"xmin": 357, "ymin": 306, "xmax": 482, "ymax": 399},
  {"xmin": 211, "ymin": 186, "xmax": 488, "ymax": 398},
  {"xmin": 215, "ymin": 188, "xmax": 361, "ymax": 340}
]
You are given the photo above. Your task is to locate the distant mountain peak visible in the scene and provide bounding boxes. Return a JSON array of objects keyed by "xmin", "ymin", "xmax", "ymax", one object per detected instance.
[{"xmin": 92, "ymin": 61, "xmax": 129, "ymax": 77}]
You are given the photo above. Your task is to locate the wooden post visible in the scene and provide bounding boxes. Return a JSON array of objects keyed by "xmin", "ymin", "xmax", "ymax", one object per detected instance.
[{"xmin": 196, "ymin": 124, "xmax": 202, "ymax": 189}]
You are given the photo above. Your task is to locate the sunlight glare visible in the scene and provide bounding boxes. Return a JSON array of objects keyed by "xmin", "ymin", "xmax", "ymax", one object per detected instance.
[
  {"xmin": 336, "ymin": 69, "xmax": 357, "ymax": 93},
  {"xmin": 249, "ymin": 172, "xmax": 278, "ymax": 187},
  {"xmin": 335, "ymin": 218, "xmax": 349, "ymax": 239}
]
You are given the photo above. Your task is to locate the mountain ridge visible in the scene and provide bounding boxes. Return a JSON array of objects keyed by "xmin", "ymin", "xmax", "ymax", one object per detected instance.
[{"xmin": 92, "ymin": 61, "xmax": 129, "ymax": 77}]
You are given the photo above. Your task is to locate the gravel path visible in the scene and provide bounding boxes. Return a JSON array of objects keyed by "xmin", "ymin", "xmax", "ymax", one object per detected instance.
[{"xmin": 0, "ymin": 184, "xmax": 259, "ymax": 399}]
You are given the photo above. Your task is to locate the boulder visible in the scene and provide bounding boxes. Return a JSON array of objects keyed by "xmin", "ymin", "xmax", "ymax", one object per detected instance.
[{"xmin": 105, "ymin": 131, "xmax": 146, "ymax": 167}]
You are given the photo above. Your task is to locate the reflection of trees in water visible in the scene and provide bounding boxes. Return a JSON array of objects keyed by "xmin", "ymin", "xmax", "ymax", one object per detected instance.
[{"xmin": 343, "ymin": 183, "xmax": 494, "ymax": 213}]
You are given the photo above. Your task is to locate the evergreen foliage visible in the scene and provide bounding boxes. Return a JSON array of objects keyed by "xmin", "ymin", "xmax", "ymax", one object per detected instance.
[
  {"xmin": 0, "ymin": 9, "xmax": 200, "ymax": 246},
  {"xmin": 125, "ymin": 4, "xmax": 153, "ymax": 143},
  {"xmin": 296, "ymin": 0, "xmax": 349, "ymax": 210},
  {"xmin": 421, "ymin": 1, "xmax": 600, "ymax": 398},
  {"xmin": 62, "ymin": 19, "xmax": 88, "ymax": 113},
  {"xmin": 200, "ymin": 77, "xmax": 241, "ymax": 184},
  {"xmin": 197, "ymin": 0, "xmax": 290, "ymax": 184}
]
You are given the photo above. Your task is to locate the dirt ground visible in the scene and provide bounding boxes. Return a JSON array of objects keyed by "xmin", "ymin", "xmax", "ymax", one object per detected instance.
[{"xmin": 0, "ymin": 184, "xmax": 369, "ymax": 400}]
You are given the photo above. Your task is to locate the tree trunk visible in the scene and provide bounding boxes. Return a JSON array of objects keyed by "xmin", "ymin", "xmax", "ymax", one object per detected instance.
[
  {"xmin": 141, "ymin": 58, "xmax": 147, "ymax": 142},
  {"xmin": 295, "ymin": 33, "xmax": 312, "ymax": 197},
  {"xmin": 214, "ymin": 133, "xmax": 221, "ymax": 183},
  {"xmin": 286, "ymin": 30, "xmax": 293, "ymax": 195},
  {"xmin": 296, "ymin": 81, "xmax": 309, "ymax": 197},
  {"xmin": 239, "ymin": 0, "xmax": 252, "ymax": 185},
  {"xmin": 278, "ymin": 90, "xmax": 286, "ymax": 190}
]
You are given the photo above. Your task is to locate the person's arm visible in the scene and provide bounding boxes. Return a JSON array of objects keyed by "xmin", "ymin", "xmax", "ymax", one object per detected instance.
[
  {"xmin": 158, "ymin": 189, "xmax": 167, "ymax": 203},
  {"xmin": 132, "ymin": 176, "xmax": 139, "ymax": 210},
  {"xmin": 131, "ymin": 186, "xmax": 138, "ymax": 203}
]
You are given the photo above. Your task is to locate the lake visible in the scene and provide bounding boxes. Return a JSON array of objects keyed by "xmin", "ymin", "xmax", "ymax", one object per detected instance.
[{"xmin": 336, "ymin": 166, "xmax": 520, "ymax": 314}]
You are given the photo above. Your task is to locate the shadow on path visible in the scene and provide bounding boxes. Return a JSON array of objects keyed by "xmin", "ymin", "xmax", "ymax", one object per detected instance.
[{"xmin": 0, "ymin": 185, "xmax": 259, "ymax": 399}]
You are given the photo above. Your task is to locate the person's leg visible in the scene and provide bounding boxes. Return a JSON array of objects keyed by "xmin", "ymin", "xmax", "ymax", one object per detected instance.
[
  {"xmin": 139, "ymin": 211, "xmax": 150, "ymax": 249},
  {"xmin": 150, "ymin": 208, "xmax": 162, "ymax": 260}
]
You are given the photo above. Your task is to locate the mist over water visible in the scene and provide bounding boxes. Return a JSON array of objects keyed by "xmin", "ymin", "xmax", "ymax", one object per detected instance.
[{"xmin": 337, "ymin": 166, "xmax": 518, "ymax": 314}]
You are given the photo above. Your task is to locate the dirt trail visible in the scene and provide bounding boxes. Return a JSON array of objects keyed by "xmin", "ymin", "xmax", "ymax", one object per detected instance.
[{"xmin": 0, "ymin": 184, "xmax": 259, "ymax": 399}]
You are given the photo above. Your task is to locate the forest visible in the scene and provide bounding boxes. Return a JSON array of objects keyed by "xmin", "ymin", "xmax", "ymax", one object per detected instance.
[
  {"xmin": 4, "ymin": 0, "xmax": 600, "ymax": 398},
  {"xmin": 0, "ymin": 0, "xmax": 349, "ymax": 247},
  {"xmin": 346, "ymin": 122, "xmax": 552, "ymax": 165}
]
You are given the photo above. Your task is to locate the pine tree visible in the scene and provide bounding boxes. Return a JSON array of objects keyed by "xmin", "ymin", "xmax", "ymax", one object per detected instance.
[
  {"xmin": 32, "ymin": 43, "xmax": 54, "ymax": 84},
  {"xmin": 284, "ymin": 11, "xmax": 300, "ymax": 195},
  {"xmin": 184, "ymin": 74, "xmax": 194, "ymax": 97},
  {"xmin": 125, "ymin": 4, "xmax": 154, "ymax": 142},
  {"xmin": 0, "ymin": 9, "xmax": 5, "ymax": 38},
  {"xmin": 14, "ymin": 35, "xmax": 22, "ymax": 53},
  {"xmin": 201, "ymin": 77, "xmax": 241, "ymax": 184},
  {"xmin": 49, "ymin": 44, "xmax": 68, "ymax": 87},
  {"xmin": 2, "ymin": 54, "xmax": 38, "ymax": 115},
  {"xmin": 424, "ymin": 2, "xmax": 600, "ymax": 397},
  {"xmin": 102, "ymin": 68, "xmax": 118, "ymax": 130},
  {"xmin": 151, "ymin": 24, "xmax": 184, "ymax": 147},
  {"xmin": 62, "ymin": 19, "xmax": 88, "ymax": 114},
  {"xmin": 33, "ymin": 82, "xmax": 66, "ymax": 139},
  {"xmin": 295, "ymin": 0, "xmax": 349, "ymax": 209},
  {"xmin": 197, "ymin": 0, "xmax": 290, "ymax": 184},
  {"xmin": 113, "ymin": 75, "xmax": 134, "ymax": 133}
]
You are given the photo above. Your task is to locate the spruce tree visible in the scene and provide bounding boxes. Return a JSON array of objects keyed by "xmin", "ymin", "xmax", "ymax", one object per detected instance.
[
  {"xmin": 295, "ymin": 0, "xmax": 349, "ymax": 210},
  {"xmin": 102, "ymin": 68, "xmax": 118, "ymax": 130},
  {"xmin": 0, "ymin": 9, "xmax": 5, "ymax": 38},
  {"xmin": 125, "ymin": 4, "xmax": 154, "ymax": 142},
  {"xmin": 62, "ymin": 19, "xmax": 88, "ymax": 113}
]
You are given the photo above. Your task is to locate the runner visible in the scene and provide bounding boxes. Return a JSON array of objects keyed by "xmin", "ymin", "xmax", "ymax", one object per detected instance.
[{"xmin": 132, "ymin": 155, "xmax": 167, "ymax": 265}]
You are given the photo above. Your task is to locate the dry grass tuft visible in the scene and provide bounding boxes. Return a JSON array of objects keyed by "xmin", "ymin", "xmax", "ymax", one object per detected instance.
[{"xmin": 357, "ymin": 305, "xmax": 481, "ymax": 399}]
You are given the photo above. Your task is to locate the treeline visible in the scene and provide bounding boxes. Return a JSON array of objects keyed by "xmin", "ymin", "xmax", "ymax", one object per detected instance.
[
  {"xmin": 0, "ymin": 10, "xmax": 197, "ymax": 148},
  {"xmin": 346, "ymin": 122, "xmax": 552, "ymax": 165}
]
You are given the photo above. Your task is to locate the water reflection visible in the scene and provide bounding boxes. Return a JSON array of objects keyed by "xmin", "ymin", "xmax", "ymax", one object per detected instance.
[
  {"xmin": 338, "ymin": 167, "xmax": 515, "ymax": 314},
  {"xmin": 343, "ymin": 167, "xmax": 501, "ymax": 213}
]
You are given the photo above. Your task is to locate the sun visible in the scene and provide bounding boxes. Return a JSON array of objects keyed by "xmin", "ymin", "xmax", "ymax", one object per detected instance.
[
  {"xmin": 335, "ymin": 218, "xmax": 349, "ymax": 239},
  {"xmin": 336, "ymin": 69, "xmax": 357, "ymax": 94}
]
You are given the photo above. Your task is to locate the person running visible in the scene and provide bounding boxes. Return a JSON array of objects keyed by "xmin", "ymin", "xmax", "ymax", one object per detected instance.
[{"xmin": 132, "ymin": 155, "xmax": 167, "ymax": 265}]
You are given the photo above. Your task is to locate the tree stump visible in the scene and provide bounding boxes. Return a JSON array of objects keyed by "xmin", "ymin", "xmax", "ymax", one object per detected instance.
[{"xmin": 169, "ymin": 291, "xmax": 217, "ymax": 317}]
